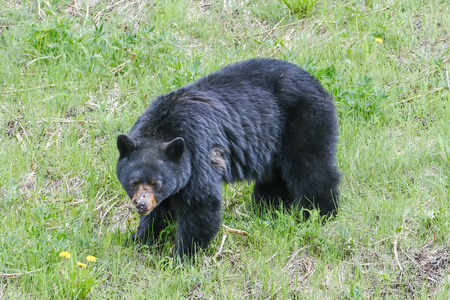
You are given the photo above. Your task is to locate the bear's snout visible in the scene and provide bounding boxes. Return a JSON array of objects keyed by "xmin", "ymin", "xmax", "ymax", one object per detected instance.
[
  {"xmin": 136, "ymin": 201, "xmax": 147, "ymax": 214},
  {"xmin": 132, "ymin": 186, "xmax": 157, "ymax": 216}
]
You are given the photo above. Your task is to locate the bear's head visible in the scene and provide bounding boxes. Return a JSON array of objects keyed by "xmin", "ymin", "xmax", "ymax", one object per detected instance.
[{"xmin": 116, "ymin": 134, "xmax": 191, "ymax": 216}]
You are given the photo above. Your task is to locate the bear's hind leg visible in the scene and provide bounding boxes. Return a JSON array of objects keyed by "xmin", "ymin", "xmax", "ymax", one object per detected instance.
[
  {"xmin": 279, "ymin": 97, "xmax": 340, "ymax": 217},
  {"xmin": 280, "ymin": 151, "xmax": 340, "ymax": 217},
  {"xmin": 253, "ymin": 173, "xmax": 292, "ymax": 209}
]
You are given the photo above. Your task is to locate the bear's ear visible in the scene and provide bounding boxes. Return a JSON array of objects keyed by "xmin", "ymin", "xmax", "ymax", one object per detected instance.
[
  {"xmin": 162, "ymin": 137, "xmax": 185, "ymax": 160},
  {"xmin": 117, "ymin": 134, "xmax": 136, "ymax": 157}
]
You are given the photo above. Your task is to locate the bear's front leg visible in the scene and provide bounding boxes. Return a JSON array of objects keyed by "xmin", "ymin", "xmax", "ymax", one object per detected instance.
[
  {"xmin": 128, "ymin": 198, "xmax": 173, "ymax": 245},
  {"xmin": 174, "ymin": 193, "xmax": 222, "ymax": 259}
]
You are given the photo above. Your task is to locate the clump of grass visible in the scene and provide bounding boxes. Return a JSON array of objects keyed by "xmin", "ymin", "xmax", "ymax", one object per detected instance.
[{"xmin": 280, "ymin": 0, "xmax": 318, "ymax": 16}]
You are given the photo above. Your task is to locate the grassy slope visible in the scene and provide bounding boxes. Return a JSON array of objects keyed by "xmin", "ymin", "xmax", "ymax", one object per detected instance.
[{"xmin": 0, "ymin": 0, "xmax": 449, "ymax": 298}]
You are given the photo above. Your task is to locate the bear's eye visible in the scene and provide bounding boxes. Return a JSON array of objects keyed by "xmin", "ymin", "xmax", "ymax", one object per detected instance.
[
  {"xmin": 150, "ymin": 180, "xmax": 162, "ymax": 190},
  {"xmin": 131, "ymin": 179, "xmax": 141, "ymax": 188}
]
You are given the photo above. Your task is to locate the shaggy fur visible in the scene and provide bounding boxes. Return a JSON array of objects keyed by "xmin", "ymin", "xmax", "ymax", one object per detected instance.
[{"xmin": 116, "ymin": 58, "xmax": 340, "ymax": 258}]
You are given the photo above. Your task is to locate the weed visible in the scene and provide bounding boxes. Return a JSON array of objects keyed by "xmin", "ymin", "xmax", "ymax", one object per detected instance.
[
  {"xmin": 280, "ymin": 0, "xmax": 318, "ymax": 16},
  {"xmin": 58, "ymin": 251, "xmax": 101, "ymax": 298}
]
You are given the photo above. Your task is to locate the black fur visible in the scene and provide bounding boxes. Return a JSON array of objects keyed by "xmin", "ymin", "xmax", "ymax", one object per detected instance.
[{"xmin": 116, "ymin": 58, "xmax": 340, "ymax": 258}]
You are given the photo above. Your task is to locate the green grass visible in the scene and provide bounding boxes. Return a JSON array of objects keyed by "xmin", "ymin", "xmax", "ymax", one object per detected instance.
[{"xmin": 0, "ymin": 0, "xmax": 449, "ymax": 298}]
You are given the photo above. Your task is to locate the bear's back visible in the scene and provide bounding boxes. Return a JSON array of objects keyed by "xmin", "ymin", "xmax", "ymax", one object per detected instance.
[{"xmin": 130, "ymin": 59, "xmax": 331, "ymax": 182}]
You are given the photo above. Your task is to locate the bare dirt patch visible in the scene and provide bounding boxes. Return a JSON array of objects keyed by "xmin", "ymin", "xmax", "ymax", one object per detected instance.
[{"xmin": 413, "ymin": 245, "xmax": 450, "ymax": 287}]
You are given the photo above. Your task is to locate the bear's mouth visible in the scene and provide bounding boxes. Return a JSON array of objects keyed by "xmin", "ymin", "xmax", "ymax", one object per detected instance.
[{"xmin": 132, "ymin": 185, "xmax": 157, "ymax": 216}]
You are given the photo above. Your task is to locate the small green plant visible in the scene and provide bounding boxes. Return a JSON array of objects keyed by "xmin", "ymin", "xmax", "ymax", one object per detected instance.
[
  {"xmin": 58, "ymin": 251, "xmax": 101, "ymax": 299},
  {"xmin": 25, "ymin": 18, "xmax": 78, "ymax": 57},
  {"xmin": 340, "ymin": 74, "xmax": 387, "ymax": 119},
  {"xmin": 280, "ymin": 0, "xmax": 318, "ymax": 16},
  {"xmin": 344, "ymin": 284, "xmax": 364, "ymax": 299}
]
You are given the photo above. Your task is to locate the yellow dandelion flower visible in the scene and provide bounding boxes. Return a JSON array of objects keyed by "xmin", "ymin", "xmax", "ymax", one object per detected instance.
[
  {"xmin": 375, "ymin": 37, "xmax": 383, "ymax": 43},
  {"xmin": 59, "ymin": 251, "xmax": 71, "ymax": 259},
  {"xmin": 86, "ymin": 255, "xmax": 97, "ymax": 262},
  {"xmin": 77, "ymin": 262, "xmax": 87, "ymax": 267}
]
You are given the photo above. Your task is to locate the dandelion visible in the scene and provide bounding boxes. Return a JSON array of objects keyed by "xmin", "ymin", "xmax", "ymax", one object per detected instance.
[
  {"xmin": 375, "ymin": 37, "xmax": 383, "ymax": 43},
  {"xmin": 59, "ymin": 251, "xmax": 71, "ymax": 259},
  {"xmin": 77, "ymin": 262, "xmax": 87, "ymax": 267},
  {"xmin": 86, "ymin": 255, "xmax": 97, "ymax": 262}
]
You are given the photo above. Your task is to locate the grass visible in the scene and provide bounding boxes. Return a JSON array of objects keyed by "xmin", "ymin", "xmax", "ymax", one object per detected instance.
[{"xmin": 0, "ymin": 0, "xmax": 449, "ymax": 298}]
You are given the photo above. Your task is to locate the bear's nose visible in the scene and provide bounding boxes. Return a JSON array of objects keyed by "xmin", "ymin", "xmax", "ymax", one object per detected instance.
[{"xmin": 136, "ymin": 201, "xmax": 147, "ymax": 213}]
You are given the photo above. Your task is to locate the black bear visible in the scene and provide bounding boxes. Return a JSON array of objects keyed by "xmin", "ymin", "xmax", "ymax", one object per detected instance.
[{"xmin": 116, "ymin": 58, "xmax": 340, "ymax": 258}]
